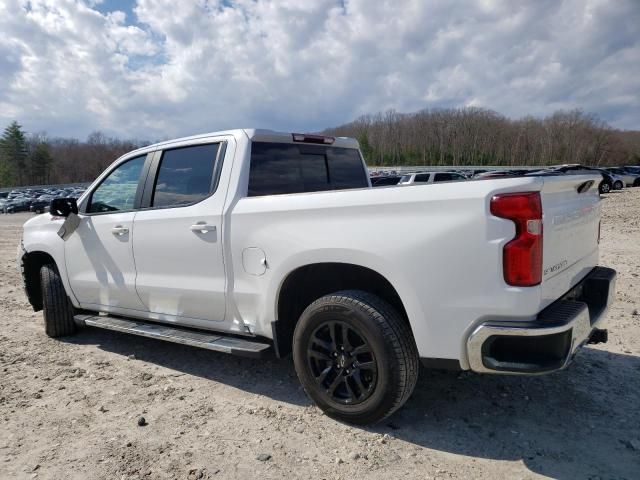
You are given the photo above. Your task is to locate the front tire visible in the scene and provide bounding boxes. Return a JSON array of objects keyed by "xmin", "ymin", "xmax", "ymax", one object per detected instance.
[
  {"xmin": 613, "ymin": 180, "xmax": 623, "ymax": 190},
  {"xmin": 293, "ymin": 290, "xmax": 419, "ymax": 424},
  {"xmin": 40, "ymin": 264, "xmax": 77, "ymax": 337}
]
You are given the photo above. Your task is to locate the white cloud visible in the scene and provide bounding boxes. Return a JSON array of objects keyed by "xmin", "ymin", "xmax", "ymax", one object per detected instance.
[{"xmin": 0, "ymin": 0, "xmax": 638, "ymax": 140}]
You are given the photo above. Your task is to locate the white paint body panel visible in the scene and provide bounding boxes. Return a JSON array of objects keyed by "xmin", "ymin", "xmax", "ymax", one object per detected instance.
[
  {"xmin": 19, "ymin": 129, "xmax": 603, "ymax": 368},
  {"xmin": 132, "ymin": 204, "xmax": 226, "ymax": 322},
  {"xmin": 65, "ymin": 212, "xmax": 146, "ymax": 310},
  {"xmin": 538, "ymin": 175, "xmax": 601, "ymax": 307},
  {"xmin": 131, "ymin": 136, "xmax": 236, "ymax": 325}
]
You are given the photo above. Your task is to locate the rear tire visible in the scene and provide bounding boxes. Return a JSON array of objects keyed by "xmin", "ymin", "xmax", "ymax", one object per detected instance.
[
  {"xmin": 293, "ymin": 290, "xmax": 419, "ymax": 425},
  {"xmin": 599, "ymin": 181, "xmax": 610, "ymax": 194},
  {"xmin": 40, "ymin": 264, "xmax": 77, "ymax": 337}
]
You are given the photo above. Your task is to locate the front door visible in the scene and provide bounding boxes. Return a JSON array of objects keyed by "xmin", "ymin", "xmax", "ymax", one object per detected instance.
[
  {"xmin": 132, "ymin": 141, "xmax": 228, "ymax": 324},
  {"xmin": 65, "ymin": 154, "xmax": 149, "ymax": 311}
]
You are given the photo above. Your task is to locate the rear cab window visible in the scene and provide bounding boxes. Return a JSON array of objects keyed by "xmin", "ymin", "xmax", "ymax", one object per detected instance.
[{"xmin": 248, "ymin": 142, "xmax": 368, "ymax": 196}]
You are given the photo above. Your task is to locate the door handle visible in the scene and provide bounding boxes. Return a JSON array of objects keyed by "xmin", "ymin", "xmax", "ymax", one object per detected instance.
[
  {"xmin": 190, "ymin": 222, "xmax": 216, "ymax": 234},
  {"xmin": 111, "ymin": 225, "xmax": 129, "ymax": 235}
]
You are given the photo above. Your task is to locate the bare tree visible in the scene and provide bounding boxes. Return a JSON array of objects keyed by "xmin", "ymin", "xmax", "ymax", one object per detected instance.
[{"xmin": 324, "ymin": 108, "xmax": 639, "ymax": 167}]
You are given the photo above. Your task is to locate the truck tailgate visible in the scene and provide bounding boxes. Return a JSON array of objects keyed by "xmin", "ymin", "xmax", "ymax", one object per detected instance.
[{"xmin": 540, "ymin": 174, "xmax": 601, "ymax": 306}]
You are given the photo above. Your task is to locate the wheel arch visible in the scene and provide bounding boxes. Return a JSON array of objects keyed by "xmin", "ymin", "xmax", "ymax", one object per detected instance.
[
  {"xmin": 21, "ymin": 250, "xmax": 57, "ymax": 311},
  {"xmin": 272, "ymin": 262, "xmax": 411, "ymax": 358}
]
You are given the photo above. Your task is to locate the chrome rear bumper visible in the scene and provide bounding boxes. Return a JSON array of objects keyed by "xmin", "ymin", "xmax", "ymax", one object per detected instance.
[{"xmin": 467, "ymin": 266, "xmax": 616, "ymax": 374}]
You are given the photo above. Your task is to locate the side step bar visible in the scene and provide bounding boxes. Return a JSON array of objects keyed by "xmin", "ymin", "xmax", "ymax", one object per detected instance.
[{"xmin": 74, "ymin": 314, "xmax": 271, "ymax": 359}]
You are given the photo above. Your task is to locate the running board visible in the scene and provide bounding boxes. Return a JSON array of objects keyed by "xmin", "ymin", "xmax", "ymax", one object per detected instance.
[{"xmin": 74, "ymin": 314, "xmax": 271, "ymax": 359}]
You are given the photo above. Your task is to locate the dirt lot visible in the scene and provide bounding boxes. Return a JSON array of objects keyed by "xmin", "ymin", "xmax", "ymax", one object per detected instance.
[{"xmin": 1, "ymin": 190, "xmax": 639, "ymax": 480}]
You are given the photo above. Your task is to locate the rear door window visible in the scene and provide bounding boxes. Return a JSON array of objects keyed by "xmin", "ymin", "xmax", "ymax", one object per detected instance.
[
  {"xmin": 248, "ymin": 142, "xmax": 367, "ymax": 196},
  {"xmin": 152, "ymin": 143, "xmax": 220, "ymax": 208},
  {"xmin": 414, "ymin": 174, "xmax": 431, "ymax": 182}
]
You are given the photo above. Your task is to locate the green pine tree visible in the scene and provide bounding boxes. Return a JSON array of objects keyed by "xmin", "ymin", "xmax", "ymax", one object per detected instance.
[
  {"xmin": 0, "ymin": 121, "xmax": 29, "ymax": 187},
  {"xmin": 357, "ymin": 133, "xmax": 374, "ymax": 164},
  {"xmin": 30, "ymin": 143, "xmax": 53, "ymax": 185}
]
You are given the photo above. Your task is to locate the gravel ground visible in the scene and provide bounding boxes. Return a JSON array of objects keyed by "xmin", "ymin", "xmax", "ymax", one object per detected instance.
[{"xmin": 1, "ymin": 189, "xmax": 639, "ymax": 480}]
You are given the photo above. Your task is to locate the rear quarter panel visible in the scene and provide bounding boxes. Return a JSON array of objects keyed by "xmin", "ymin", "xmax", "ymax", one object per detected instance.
[{"xmin": 227, "ymin": 177, "xmax": 549, "ymax": 367}]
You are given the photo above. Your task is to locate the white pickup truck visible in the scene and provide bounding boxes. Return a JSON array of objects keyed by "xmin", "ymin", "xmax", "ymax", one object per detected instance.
[{"xmin": 18, "ymin": 129, "xmax": 616, "ymax": 424}]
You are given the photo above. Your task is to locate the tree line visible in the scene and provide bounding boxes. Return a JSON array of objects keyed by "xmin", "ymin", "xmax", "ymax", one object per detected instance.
[
  {"xmin": 0, "ymin": 121, "xmax": 148, "ymax": 188},
  {"xmin": 324, "ymin": 108, "xmax": 640, "ymax": 167},
  {"xmin": 1, "ymin": 108, "xmax": 639, "ymax": 187}
]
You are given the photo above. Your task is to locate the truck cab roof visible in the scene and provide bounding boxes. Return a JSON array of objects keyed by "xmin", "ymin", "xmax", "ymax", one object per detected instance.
[{"xmin": 128, "ymin": 129, "xmax": 359, "ymax": 157}]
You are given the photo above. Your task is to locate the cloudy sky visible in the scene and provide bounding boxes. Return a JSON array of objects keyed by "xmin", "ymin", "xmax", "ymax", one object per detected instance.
[{"xmin": 0, "ymin": 0, "xmax": 638, "ymax": 140}]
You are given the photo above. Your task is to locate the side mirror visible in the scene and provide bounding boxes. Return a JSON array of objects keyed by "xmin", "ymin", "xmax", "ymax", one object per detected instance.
[{"xmin": 50, "ymin": 198, "xmax": 78, "ymax": 217}]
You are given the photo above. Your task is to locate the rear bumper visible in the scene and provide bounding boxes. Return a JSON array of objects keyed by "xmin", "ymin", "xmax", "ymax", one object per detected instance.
[{"xmin": 467, "ymin": 266, "xmax": 616, "ymax": 374}]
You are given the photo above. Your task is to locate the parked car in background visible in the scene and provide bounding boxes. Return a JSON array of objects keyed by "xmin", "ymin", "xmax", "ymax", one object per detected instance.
[
  {"xmin": 474, "ymin": 170, "xmax": 527, "ymax": 179},
  {"xmin": 398, "ymin": 171, "xmax": 467, "ymax": 185},
  {"xmin": 30, "ymin": 195, "xmax": 56, "ymax": 214},
  {"xmin": 371, "ymin": 175, "xmax": 402, "ymax": 187},
  {"xmin": 592, "ymin": 170, "xmax": 620, "ymax": 192},
  {"xmin": 0, "ymin": 184, "xmax": 89, "ymax": 214},
  {"xmin": 546, "ymin": 165, "xmax": 615, "ymax": 194},
  {"xmin": 604, "ymin": 167, "xmax": 640, "ymax": 187},
  {"xmin": 604, "ymin": 171, "xmax": 625, "ymax": 190},
  {"xmin": 4, "ymin": 198, "xmax": 32, "ymax": 214}
]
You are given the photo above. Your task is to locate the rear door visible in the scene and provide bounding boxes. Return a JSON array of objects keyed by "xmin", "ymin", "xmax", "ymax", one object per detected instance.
[{"xmin": 131, "ymin": 140, "xmax": 229, "ymax": 325}]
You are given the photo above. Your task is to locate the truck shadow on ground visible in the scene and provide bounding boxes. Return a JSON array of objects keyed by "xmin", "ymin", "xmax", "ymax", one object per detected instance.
[{"xmin": 67, "ymin": 329, "xmax": 640, "ymax": 479}]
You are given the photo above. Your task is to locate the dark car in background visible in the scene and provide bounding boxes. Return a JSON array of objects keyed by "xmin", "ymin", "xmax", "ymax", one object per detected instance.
[
  {"xmin": 3, "ymin": 198, "xmax": 32, "ymax": 214},
  {"xmin": 1, "ymin": 184, "xmax": 87, "ymax": 214},
  {"xmin": 30, "ymin": 195, "xmax": 56, "ymax": 214},
  {"xmin": 371, "ymin": 175, "xmax": 403, "ymax": 187}
]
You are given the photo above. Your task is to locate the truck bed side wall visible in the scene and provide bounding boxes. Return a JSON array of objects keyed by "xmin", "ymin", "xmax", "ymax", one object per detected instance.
[{"xmin": 227, "ymin": 178, "xmax": 547, "ymax": 367}]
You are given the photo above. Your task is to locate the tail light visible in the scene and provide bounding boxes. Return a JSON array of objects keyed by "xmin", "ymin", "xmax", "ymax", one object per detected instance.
[{"xmin": 490, "ymin": 192, "xmax": 543, "ymax": 286}]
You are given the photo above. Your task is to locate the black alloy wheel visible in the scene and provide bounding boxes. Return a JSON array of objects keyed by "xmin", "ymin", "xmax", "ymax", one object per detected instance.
[
  {"xmin": 293, "ymin": 290, "xmax": 419, "ymax": 424},
  {"xmin": 307, "ymin": 320, "xmax": 378, "ymax": 405}
]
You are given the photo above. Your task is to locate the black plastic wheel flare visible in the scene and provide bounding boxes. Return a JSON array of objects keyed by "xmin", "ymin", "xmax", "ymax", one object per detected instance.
[{"xmin": 307, "ymin": 320, "xmax": 378, "ymax": 405}]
